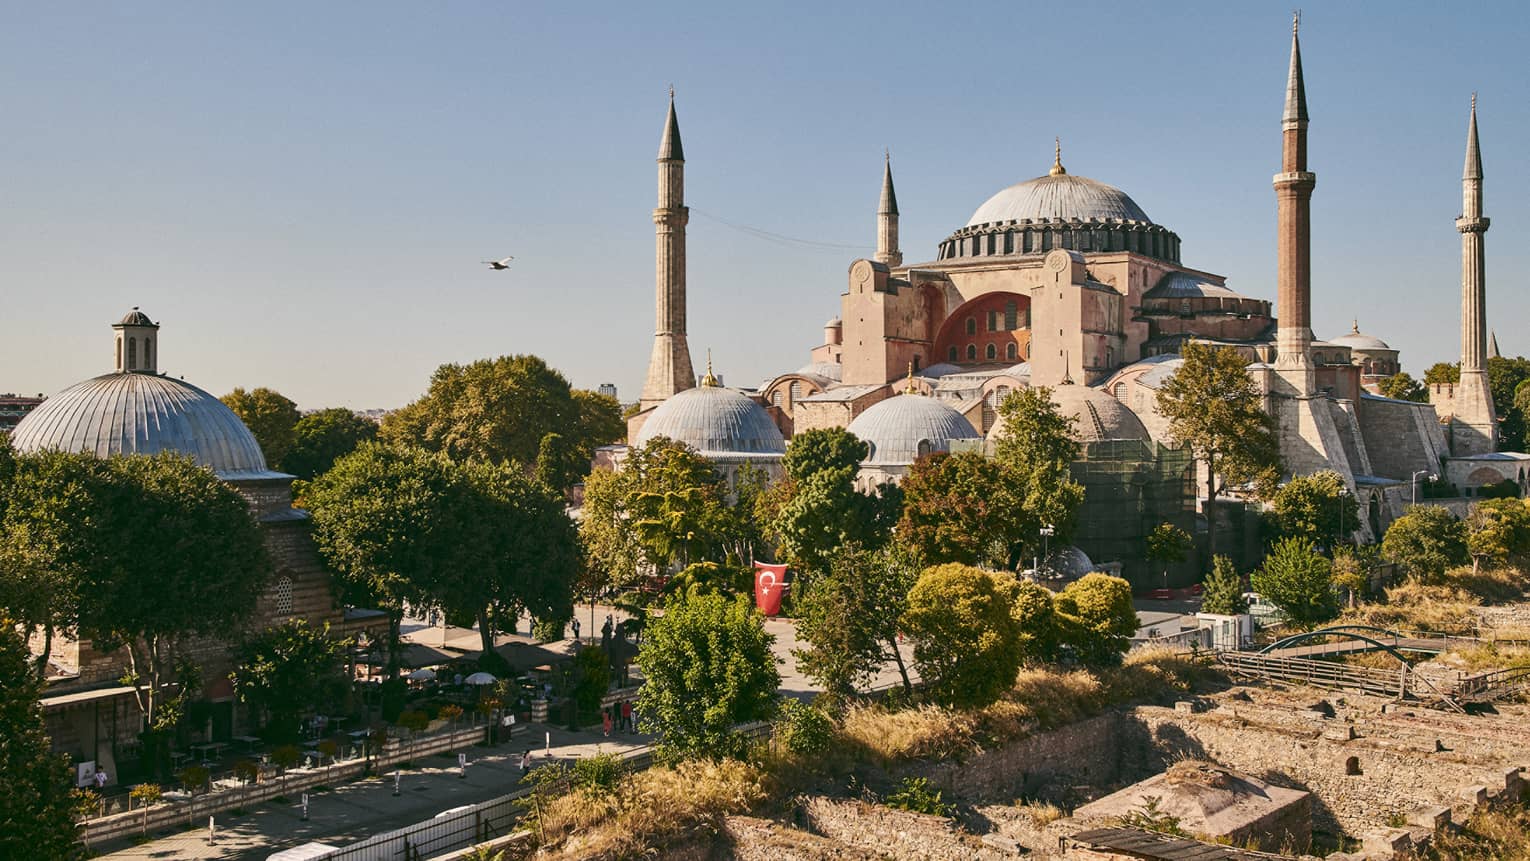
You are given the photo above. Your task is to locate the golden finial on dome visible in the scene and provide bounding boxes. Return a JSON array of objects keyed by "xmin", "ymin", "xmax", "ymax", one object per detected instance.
[
  {"xmin": 1351, "ymin": 319, "xmax": 1360, "ymax": 334},
  {"xmin": 700, "ymin": 349, "xmax": 718, "ymax": 387},
  {"xmin": 1049, "ymin": 137, "xmax": 1066, "ymax": 176},
  {"xmin": 903, "ymin": 361, "xmax": 919, "ymax": 395}
]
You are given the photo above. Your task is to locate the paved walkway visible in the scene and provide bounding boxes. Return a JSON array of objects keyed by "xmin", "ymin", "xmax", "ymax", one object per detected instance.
[{"xmin": 93, "ymin": 725, "xmax": 652, "ymax": 861}]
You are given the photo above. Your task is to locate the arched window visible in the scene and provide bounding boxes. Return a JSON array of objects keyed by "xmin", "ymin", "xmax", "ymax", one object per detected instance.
[
  {"xmin": 1006, "ymin": 342, "xmax": 1018, "ymax": 361},
  {"xmin": 986, "ymin": 343, "xmax": 997, "ymax": 360},
  {"xmin": 771, "ymin": 390, "xmax": 782, "ymax": 407},
  {"xmin": 965, "ymin": 317, "xmax": 977, "ymax": 336},
  {"xmin": 789, "ymin": 382, "xmax": 803, "ymax": 403},
  {"xmin": 947, "ymin": 346, "xmax": 958, "ymax": 362},
  {"xmin": 127, "ymin": 337, "xmax": 137, "ymax": 370},
  {"xmin": 1113, "ymin": 382, "xmax": 1127, "ymax": 400},
  {"xmin": 274, "ymin": 575, "xmax": 294, "ymax": 616},
  {"xmin": 1005, "ymin": 301, "xmax": 1018, "ymax": 330},
  {"xmin": 115, "ymin": 338, "xmax": 122, "ymax": 370},
  {"xmin": 916, "ymin": 439, "xmax": 933, "ymax": 458},
  {"xmin": 966, "ymin": 344, "xmax": 977, "ymax": 361},
  {"xmin": 144, "ymin": 338, "xmax": 152, "ymax": 369}
]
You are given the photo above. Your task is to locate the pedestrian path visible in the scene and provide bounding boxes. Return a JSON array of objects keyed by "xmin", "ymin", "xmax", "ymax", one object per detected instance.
[{"xmin": 93, "ymin": 725, "xmax": 653, "ymax": 861}]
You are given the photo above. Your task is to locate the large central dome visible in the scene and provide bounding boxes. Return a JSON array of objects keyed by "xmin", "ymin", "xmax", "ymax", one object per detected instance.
[{"xmin": 967, "ymin": 173, "xmax": 1152, "ymax": 227}]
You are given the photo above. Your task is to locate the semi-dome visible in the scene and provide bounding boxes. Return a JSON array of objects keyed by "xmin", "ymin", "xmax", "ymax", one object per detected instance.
[
  {"xmin": 967, "ymin": 173, "xmax": 1153, "ymax": 228},
  {"xmin": 988, "ymin": 383, "xmax": 1150, "ymax": 445},
  {"xmin": 633, "ymin": 384, "xmax": 785, "ymax": 456},
  {"xmin": 11, "ymin": 373, "xmax": 278, "ymax": 481},
  {"xmin": 847, "ymin": 393, "xmax": 980, "ymax": 465}
]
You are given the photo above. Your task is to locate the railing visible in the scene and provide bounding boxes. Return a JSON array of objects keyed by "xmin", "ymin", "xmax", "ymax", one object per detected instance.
[
  {"xmin": 310, "ymin": 722, "xmax": 773, "ymax": 861},
  {"xmin": 79, "ymin": 724, "xmax": 489, "ymax": 848}
]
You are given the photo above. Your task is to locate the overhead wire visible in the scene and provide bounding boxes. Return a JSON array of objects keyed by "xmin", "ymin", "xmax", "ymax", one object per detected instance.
[{"xmin": 690, "ymin": 207, "xmax": 873, "ymax": 253}]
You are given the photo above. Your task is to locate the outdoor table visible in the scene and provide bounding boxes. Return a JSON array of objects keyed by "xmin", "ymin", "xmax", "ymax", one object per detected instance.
[
  {"xmin": 191, "ymin": 741, "xmax": 227, "ymax": 764},
  {"xmin": 170, "ymin": 751, "xmax": 191, "ymax": 769},
  {"xmin": 233, "ymin": 735, "xmax": 261, "ymax": 752}
]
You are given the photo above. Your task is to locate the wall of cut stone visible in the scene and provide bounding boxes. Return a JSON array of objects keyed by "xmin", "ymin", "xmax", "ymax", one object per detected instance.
[
  {"xmin": 896, "ymin": 713, "xmax": 1121, "ymax": 804},
  {"xmin": 801, "ymin": 797, "xmax": 1016, "ymax": 860}
]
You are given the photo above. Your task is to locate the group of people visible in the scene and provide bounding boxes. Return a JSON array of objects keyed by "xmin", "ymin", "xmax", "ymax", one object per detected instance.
[{"xmin": 601, "ymin": 699, "xmax": 635, "ymax": 736}]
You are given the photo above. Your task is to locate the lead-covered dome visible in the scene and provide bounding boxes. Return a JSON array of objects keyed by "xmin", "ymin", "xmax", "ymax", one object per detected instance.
[
  {"xmin": 11, "ymin": 373, "xmax": 278, "ymax": 481},
  {"xmin": 847, "ymin": 393, "xmax": 980, "ymax": 465},
  {"xmin": 987, "ymin": 383, "xmax": 1150, "ymax": 446},
  {"xmin": 967, "ymin": 173, "xmax": 1152, "ymax": 227},
  {"xmin": 633, "ymin": 385, "xmax": 785, "ymax": 456}
]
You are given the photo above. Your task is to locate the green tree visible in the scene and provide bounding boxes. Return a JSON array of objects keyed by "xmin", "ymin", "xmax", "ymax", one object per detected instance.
[
  {"xmin": 898, "ymin": 451, "xmax": 1030, "ymax": 568},
  {"xmin": 1378, "ymin": 371, "xmax": 1427, "ymax": 403},
  {"xmin": 380, "ymin": 356, "xmax": 622, "ymax": 491},
  {"xmin": 1423, "ymin": 362, "xmax": 1460, "ymax": 386},
  {"xmin": 1464, "ymin": 498, "xmax": 1530, "ymax": 575},
  {"xmin": 900, "ymin": 564, "xmax": 1023, "ymax": 708},
  {"xmin": 992, "ymin": 387, "xmax": 1087, "ymax": 557},
  {"xmin": 570, "ymin": 646, "xmax": 611, "ymax": 720},
  {"xmin": 1053, "ymin": 573, "xmax": 1138, "ymax": 667},
  {"xmin": 770, "ymin": 428, "xmax": 900, "ymax": 580},
  {"xmin": 0, "ymin": 621, "xmax": 81, "ymax": 859},
  {"xmin": 782, "ymin": 427, "xmax": 871, "ymax": 481},
  {"xmin": 281, "ymin": 408, "xmax": 378, "ymax": 480},
  {"xmin": 81, "ymin": 455, "xmax": 272, "ymax": 732},
  {"xmin": 1000, "ymin": 577, "xmax": 1060, "ymax": 665},
  {"xmin": 1380, "ymin": 506, "xmax": 1469, "ymax": 583},
  {"xmin": 1515, "ymin": 379, "xmax": 1530, "ymax": 428},
  {"xmin": 442, "ymin": 461, "xmax": 580, "ymax": 657},
  {"xmin": 1200, "ymin": 556, "xmax": 1249, "ymax": 615},
  {"xmin": 221, "ymin": 387, "xmax": 301, "ymax": 467},
  {"xmin": 1330, "ymin": 547, "xmax": 1369, "ymax": 610},
  {"xmin": 1155, "ymin": 342, "xmax": 1281, "ymax": 562},
  {"xmin": 792, "ymin": 543, "xmax": 919, "ymax": 705},
  {"xmin": 636, "ymin": 592, "xmax": 779, "ymax": 761},
  {"xmin": 0, "ymin": 450, "xmax": 113, "ymax": 675},
  {"xmin": 230, "ymin": 621, "xmax": 350, "ymax": 742},
  {"xmin": 1487, "ymin": 355, "xmax": 1530, "ymax": 451},
  {"xmin": 1250, "ymin": 537, "xmax": 1338, "ymax": 629},
  {"xmin": 1145, "ymin": 523, "xmax": 1192, "ymax": 586},
  {"xmin": 305, "ymin": 443, "xmax": 466, "ymax": 676},
  {"xmin": 1270, "ymin": 471, "xmax": 1360, "ymax": 549}
]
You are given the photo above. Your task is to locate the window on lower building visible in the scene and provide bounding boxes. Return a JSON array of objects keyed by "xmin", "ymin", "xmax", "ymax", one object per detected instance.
[
  {"xmin": 966, "ymin": 344, "xmax": 977, "ymax": 361},
  {"xmin": 1005, "ymin": 301, "xmax": 1018, "ymax": 330},
  {"xmin": 1006, "ymin": 342, "xmax": 1017, "ymax": 361},
  {"xmin": 986, "ymin": 343, "xmax": 997, "ymax": 360},
  {"xmin": 274, "ymin": 575, "xmax": 294, "ymax": 616},
  {"xmin": 966, "ymin": 317, "xmax": 977, "ymax": 336},
  {"xmin": 789, "ymin": 382, "xmax": 803, "ymax": 403},
  {"xmin": 948, "ymin": 346, "xmax": 958, "ymax": 362}
]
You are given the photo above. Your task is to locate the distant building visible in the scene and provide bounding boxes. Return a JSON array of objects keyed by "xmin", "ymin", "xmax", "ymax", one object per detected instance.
[
  {"xmin": 598, "ymin": 382, "xmax": 618, "ymax": 399},
  {"xmin": 0, "ymin": 393, "xmax": 45, "ymax": 433}
]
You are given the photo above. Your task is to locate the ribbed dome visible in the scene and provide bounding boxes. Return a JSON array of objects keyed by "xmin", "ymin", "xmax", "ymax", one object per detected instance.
[
  {"xmin": 10, "ymin": 373, "xmax": 278, "ymax": 481},
  {"xmin": 967, "ymin": 173, "xmax": 1152, "ymax": 227},
  {"xmin": 988, "ymin": 383, "xmax": 1149, "ymax": 445},
  {"xmin": 847, "ymin": 394, "xmax": 980, "ymax": 465},
  {"xmin": 117, "ymin": 308, "xmax": 157, "ymax": 327},
  {"xmin": 633, "ymin": 386, "xmax": 785, "ymax": 455},
  {"xmin": 1329, "ymin": 328, "xmax": 1391, "ymax": 351}
]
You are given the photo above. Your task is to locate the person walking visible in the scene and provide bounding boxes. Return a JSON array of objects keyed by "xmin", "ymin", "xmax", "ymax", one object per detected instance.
[
  {"xmin": 620, "ymin": 700, "xmax": 633, "ymax": 733},
  {"xmin": 520, "ymin": 749, "xmax": 532, "ymax": 776},
  {"xmin": 571, "ymin": 618, "xmax": 581, "ymax": 643},
  {"xmin": 601, "ymin": 710, "xmax": 612, "ymax": 737}
]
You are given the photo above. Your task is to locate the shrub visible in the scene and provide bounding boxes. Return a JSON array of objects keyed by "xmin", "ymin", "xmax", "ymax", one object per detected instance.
[
  {"xmin": 774, "ymin": 699, "xmax": 835, "ymax": 758},
  {"xmin": 271, "ymin": 744, "xmax": 302, "ymax": 771},
  {"xmin": 380, "ymin": 677, "xmax": 406, "ymax": 723},
  {"xmin": 438, "ymin": 703, "xmax": 465, "ymax": 722},
  {"xmin": 177, "ymin": 765, "xmax": 210, "ymax": 794},
  {"xmin": 397, "ymin": 710, "xmax": 430, "ymax": 732},
  {"xmin": 572, "ymin": 646, "xmax": 610, "ymax": 717},
  {"xmin": 128, "ymin": 783, "xmax": 162, "ymax": 806},
  {"xmin": 1201, "ymin": 556, "xmax": 1249, "ymax": 615},
  {"xmin": 901, "ymin": 564, "xmax": 1023, "ymax": 708},
  {"xmin": 884, "ymin": 777, "xmax": 955, "ymax": 818},
  {"xmin": 232, "ymin": 759, "xmax": 260, "ymax": 784},
  {"xmin": 571, "ymin": 753, "xmax": 625, "ymax": 797},
  {"xmin": 1250, "ymin": 537, "xmax": 1338, "ymax": 629},
  {"xmin": 1053, "ymin": 573, "xmax": 1139, "ymax": 667},
  {"xmin": 1382, "ymin": 506, "xmax": 1469, "ymax": 583},
  {"xmin": 532, "ymin": 616, "xmax": 568, "ymax": 643}
]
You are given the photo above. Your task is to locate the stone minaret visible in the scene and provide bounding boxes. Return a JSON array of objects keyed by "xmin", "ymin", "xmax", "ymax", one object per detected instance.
[
  {"xmin": 640, "ymin": 90, "xmax": 696, "ymax": 409},
  {"xmin": 1273, "ymin": 13, "xmax": 1317, "ymax": 396},
  {"xmin": 113, "ymin": 307, "xmax": 159, "ymax": 373},
  {"xmin": 1452, "ymin": 94, "xmax": 1497, "ymax": 455},
  {"xmin": 875, "ymin": 151, "xmax": 902, "ymax": 267}
]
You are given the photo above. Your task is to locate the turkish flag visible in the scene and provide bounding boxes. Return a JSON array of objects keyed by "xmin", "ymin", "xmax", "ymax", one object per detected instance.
[{"xmin": 753, "ymin": 562, "xmax": 789, "ymax": 617}]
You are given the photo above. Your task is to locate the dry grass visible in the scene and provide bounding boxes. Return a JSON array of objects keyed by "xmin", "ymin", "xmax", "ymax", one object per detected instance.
[
  {"xmin": 533, "ymin": 758, "xmax": 768, "ymax": 860},
  {"xmin": 1012, "ymin": 800, "xmax": 1065, "ymax": 826},
  {"xmin": 1435, "ymin": 643, "xmax": 1530, "ymax": 672},
  {"xmin": 1425, "ymin": 801, "xmax": 1530, "ymax": 860},
  {"xmin": 839, "ymin": 649, "xmax": 1219, "ymax": 765},
  {"xmin": 1343, "ymin": 582, "xmax": 1481, "ymax": 634},
  {"xmin": 1445, "ymin": 565, "xmax": 1528, "ymax": 605}
]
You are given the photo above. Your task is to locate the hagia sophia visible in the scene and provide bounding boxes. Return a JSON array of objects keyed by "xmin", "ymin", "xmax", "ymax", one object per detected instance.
[{"xmin": 627, "ymin": 19, "xmax": 1529, "ymax": 572}]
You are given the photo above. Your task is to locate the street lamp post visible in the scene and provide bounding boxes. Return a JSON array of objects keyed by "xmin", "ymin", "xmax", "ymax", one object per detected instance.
[
  {"xmin": 1037, "ymin": 525, "xmax": 1055, "ymax": 575},
  {"xmin": 1335, "ymin": 488, "xmax": 1350, "ymax": 548},
  {"xmin": 1410, "ymin": 470, "xmax": 1435, "ymax": 506}
]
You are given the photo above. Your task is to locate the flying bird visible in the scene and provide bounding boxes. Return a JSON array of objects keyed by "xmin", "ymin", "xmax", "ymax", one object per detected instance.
[{"xmin": 482, "ymin": 257, "xmax": 514, "ymax": 270}]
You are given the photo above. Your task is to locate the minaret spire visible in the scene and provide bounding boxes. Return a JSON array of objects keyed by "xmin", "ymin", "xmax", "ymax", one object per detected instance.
[
  {"xmin": 1050, "ymin": 138, "xmax": 1066, "ymax": 176},
  {"xmin": 1273, "ymin": 12, "xmax": 1317, "ymax": 395},
  {"xmin": 1452, "ymin": 92, "xmax": 1496, "ymax": 454},
  {"xmin": 641, "ymin": 90, "xmax": 696, "ymax": 408},
  {"xmin": 875, "ymin": 150, "xmax": 902, "ymax": 267}
]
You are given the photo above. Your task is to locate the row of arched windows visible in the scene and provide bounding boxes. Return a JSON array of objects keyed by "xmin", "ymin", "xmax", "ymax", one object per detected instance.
[
  {"xmin": 115, "ymin": 336, "xmax": 153, "ymax": 371},
  {"xmin": 949, "ymin": 342, "xmax": 1023, "ymax": 362}
]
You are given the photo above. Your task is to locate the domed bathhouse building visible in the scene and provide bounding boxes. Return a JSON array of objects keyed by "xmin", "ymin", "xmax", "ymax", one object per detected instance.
[
  {"xmin": 10, "ymin": 310, "xmax": 349, "ymax": 776},
  {"xmin": 628, "ymin": 22, "xmax": 1528, "ymax": 584},
  {"xmin": 627, "ymin": 362, "xmax": 787, "ymax": 486}
]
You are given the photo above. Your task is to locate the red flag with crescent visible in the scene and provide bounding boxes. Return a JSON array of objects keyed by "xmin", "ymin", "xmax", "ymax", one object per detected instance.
[{"xmin": 753, "ymin": 562, "xmax": 788, "ymax": 617}]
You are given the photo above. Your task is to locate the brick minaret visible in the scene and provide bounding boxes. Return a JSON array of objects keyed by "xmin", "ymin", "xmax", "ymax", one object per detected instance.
[
  {"xmin": 1452, "ymin": 94, "xmax": 1497, "ymax": 455},
  {"xmin": 640, "ymin": 90, "xmax": 696, "ymax": 409},
  {"xmin": 875, "ymin": 151, "xmax": 902, "ymax": 267},
  {"xmin": 1273, "ymin": 13, "xmax": 1316, "ymax": 396}
]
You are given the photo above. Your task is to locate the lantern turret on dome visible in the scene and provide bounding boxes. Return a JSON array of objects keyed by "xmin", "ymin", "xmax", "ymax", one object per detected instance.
[{"xmin": 113, "ymin": 306, "xmax": 160, "ymax": 373}]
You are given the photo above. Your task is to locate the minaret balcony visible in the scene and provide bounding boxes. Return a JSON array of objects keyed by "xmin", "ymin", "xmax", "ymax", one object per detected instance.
[{"xmin": 1455, "ymin": 216, "xmax": 1489, "ymax": 233}]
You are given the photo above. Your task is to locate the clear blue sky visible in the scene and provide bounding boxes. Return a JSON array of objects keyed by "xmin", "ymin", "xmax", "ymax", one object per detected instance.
[{"xmin": 3, "ymin": 2, "xmax": 1527, "ymax": 409}]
